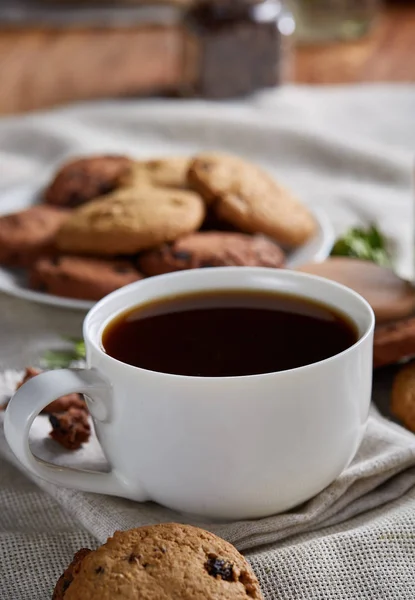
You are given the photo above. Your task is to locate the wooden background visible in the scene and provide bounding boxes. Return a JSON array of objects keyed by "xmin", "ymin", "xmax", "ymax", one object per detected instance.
[
  {"xmin": 295, "ymin": 3, "xmax": 415, "ymax": 83},
  {"xmin": 0, "ymin": 2, "xmax": 414, "ymax": 115}
]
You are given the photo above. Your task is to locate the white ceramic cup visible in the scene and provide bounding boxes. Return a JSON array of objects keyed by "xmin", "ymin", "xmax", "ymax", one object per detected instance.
[{"xmin": 4, "ymin": 267, "xmax": 374, "ymax": 520}]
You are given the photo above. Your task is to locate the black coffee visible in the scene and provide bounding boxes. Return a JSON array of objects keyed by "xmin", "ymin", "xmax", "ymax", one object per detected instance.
[{"xmin": 102, "ymin": 290, "xmax": 357, "ymax": 377}]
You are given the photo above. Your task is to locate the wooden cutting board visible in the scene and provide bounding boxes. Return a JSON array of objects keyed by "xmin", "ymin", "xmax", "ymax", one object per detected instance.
[{"xmin": 297, "ymin": 258, "xmax": 415, "ymax": 325}]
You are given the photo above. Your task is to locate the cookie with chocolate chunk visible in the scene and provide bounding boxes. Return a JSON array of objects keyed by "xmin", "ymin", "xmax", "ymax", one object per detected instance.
[
  {"xmin": 44, "ymin": 155, "xmax": 132, "ymax": 208},
  {"xmin": 0, "ymin": 205, "xmax": 70, "ymax": 267},
  {"xmin": 56, "ymin": 188, "xmax": 205, "ymax": 256},
  {"xmin": 188, "ymin": 152, "xmax": 316, "ymax": 248},
  {"xmin": 49, "ymin": 407, "xmax": 91, "ymax": 450},
  {"xmin": 30, "ymin": 255, "xmax": 144, "ymax": 301},
  {"xmin": 139, "ymin": 232, "xmax": 285, "ymax": 276},
  {"xmin": 54, "ymin": 523, "xmax": 263, "ymax": 600}
]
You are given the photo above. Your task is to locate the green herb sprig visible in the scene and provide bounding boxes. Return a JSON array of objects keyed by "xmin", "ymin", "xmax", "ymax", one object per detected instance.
[
  {"xmin": 331, "ymin": 224, "xmax": 391, "ymax": 267},
  {"xmin": 41, "ymin": 337, "xmax": 86, "ymax": 369}
]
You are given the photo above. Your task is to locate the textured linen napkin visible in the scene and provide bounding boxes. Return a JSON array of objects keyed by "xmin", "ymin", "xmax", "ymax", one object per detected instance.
[{"xmin": 0, "ymin": 85, "xmax": 415, "ymax": 600}]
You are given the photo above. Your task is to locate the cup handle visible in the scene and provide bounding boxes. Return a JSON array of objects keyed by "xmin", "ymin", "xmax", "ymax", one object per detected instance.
[{"xmin": 4, "ymin": 368, "xmax": 139, "ymax": 498}]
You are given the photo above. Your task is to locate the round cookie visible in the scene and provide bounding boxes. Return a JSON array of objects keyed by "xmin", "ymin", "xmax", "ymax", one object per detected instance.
[
  {"xmin": 139, "ymin": 232, "xmax": 285, "ymax": 276},
  {"xmin": 298, "ymin": 258, "xmax": 415, "ymax": 324},
  {"xmin": 0, "ymin": 205, "xmax": 70, "ymax": 267},
  {"xmin": 121, "ymin": 157, "xmax": 191, "ymax": 190},
  {"xmin": 56, "ymin": 188, "xmax": 206, "ymax": 256},
  {"xmin": 188, "ymin": 152, "xmax": 316, "ymax": 248},
  {"xmin": 391, "ymin": 361, "xmax": 415, "ymax": 432},
  {"xmin": 53, "ymin": 549, "xmax": 92, "ymax": 600},
  {"xmin": 44, "ymin": 155, "xmax": 132, "ymax": 207},
  {"xmin": 29, "ymin": 255, "xmax": 144, "ymax": 301},
  {"xmin": 56, "ymin": 523, "xmax": 263, "ymax": 600}
]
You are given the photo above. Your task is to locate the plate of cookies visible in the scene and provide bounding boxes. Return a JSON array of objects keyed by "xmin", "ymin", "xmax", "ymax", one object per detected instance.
[{"xmin": 0, "ymin": 152, "xmax": 334, "ymax": 310}]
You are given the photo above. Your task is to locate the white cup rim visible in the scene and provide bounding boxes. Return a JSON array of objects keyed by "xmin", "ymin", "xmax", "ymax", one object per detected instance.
[{"xmin": 84, "ymin": 267, "xmax": 375, "ymax": 381}]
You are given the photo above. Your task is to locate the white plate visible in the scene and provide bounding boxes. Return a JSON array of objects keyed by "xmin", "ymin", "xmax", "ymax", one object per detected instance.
[{"xmin": 0, "ymin": 179, "xmax": 335, "ymax": 312}]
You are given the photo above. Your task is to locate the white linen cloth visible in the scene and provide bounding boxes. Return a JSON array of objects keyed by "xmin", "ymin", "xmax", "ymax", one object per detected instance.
[{"xmin": 0, "ymin": 85, "xmax": 414, "ymax": 600}]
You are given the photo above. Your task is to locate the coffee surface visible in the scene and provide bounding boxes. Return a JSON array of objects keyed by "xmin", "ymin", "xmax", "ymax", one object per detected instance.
[{"xmin": 102, "ymin": 290, "xmax": 357, "ymax": 377}]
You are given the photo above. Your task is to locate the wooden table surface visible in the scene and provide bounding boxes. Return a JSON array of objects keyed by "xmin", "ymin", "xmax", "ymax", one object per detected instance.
[
  {"xmin": 0, "ymin": 2, "xmax": 414, "ymax": 115},
  {"xmin": 295, "ymin": 3, "xmax": 415, "ymax": 84}
]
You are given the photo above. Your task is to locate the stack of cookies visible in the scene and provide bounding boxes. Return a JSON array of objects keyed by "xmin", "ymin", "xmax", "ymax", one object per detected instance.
[{"xmin": 0, "ymin": 152, "xmax": 317, "ymax": 301}]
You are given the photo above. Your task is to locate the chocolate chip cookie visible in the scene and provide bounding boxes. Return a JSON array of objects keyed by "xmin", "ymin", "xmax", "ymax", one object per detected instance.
[
  {"xmin": 0, "ymin": 205, "xmax": 70, "ymax": 267},
  {"xmin": 15, "ymin": 367, "xmax": 91, "ymax": 450},
  {"xmin": 121, "ymin": 157, "xmax": 191, "ymax": 190},
  {"xmin": 391, "ymin": 361, "xmax": 415, "ymax": 432},
  {"xmin": 53, "ymin": 549, "xmax": 92, "ymax": 600},
  {"xmin": 188, "ymin": 152, "xmax": 317, "ymax": 247},
  {"xmin": 54, "ymin": 523, "xmax": 263, "ymax": 600},
  {"xmin": 139, "ymin": 232, "xmax": 285, "ymax": 276},
  {"xmin": 44, "ymin": 155, "xmax": 132, "ymax": 207},
  {"xmin": 49, "ymin": 407, "xmax": 91, "ymax": 450},
  {"xmin": 56, "ymin": 188, "xmax": 206, "ymax": 256},
  {"xmin": 30, "ymin": 255, "xmax": 144, "ymax": 301}
]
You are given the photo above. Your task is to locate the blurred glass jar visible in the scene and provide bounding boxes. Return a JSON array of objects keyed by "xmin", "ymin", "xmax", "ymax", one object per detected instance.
[
  {"xmin": 291, "ymin": 0, "xmax": 380, "ymax": 43},
  {"xmin": 182, "ymin": 0, "xmax": 296, "ymax": 98}
]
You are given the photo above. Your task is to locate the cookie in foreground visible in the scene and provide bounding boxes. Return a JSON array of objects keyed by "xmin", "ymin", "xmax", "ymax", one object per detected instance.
[{"xmin": 52, "ymin": 523, "xmax": 263, "ymax": 600}]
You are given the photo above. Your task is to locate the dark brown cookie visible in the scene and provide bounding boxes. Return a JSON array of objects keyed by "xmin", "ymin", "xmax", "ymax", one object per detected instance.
[
  {"xmin": 373, "ymin": 316, "xmax": 415, "ymax": 369},
  {"xmin": 200, "ymin": 207, "xmax": 238, "ymax": 232},
  {"xmin": 29, "ymin": 255, "xmax": 144, "ymax": 301},
  {"xmin": 13, "ymin": 367, "xmax": 91, "ymax": 450},
  {"xmin": 139, "ymin": 232, "xmax": 285, "ymax": 276},
  {"xmin": 44, "ymin": 155, "xmax": 132, "ymax": 208},
  {"xmin": 53, "ymin": 549, "xmax": 92, "ymax": 600},
  {"xmin": 57, "ymin": 523, "xmax": 263, "ymax": 600},
  {"xmin": 49, "ymin": 407, "xmax": 91, "ymax": 450},
  {"xmin": 391, "ymin": 361, "xmax": 415, "ymax": 432},
  {"xmin": 15, "ymin": 367, "xmax": 86, "ymax": 413},
  {"xmin": 0, "ymin": 205, "xmax": 70, "ymax": 268}
]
